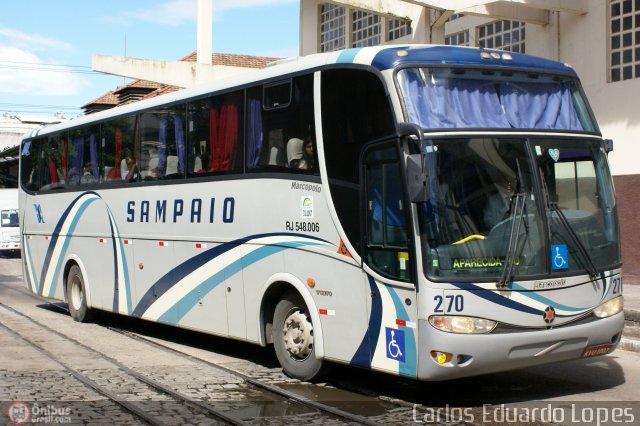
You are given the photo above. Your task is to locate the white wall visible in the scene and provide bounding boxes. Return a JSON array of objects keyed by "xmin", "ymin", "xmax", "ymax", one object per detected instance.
[
  {"xmin": 558, "ymin": 0, "xmax": 640, "ymax": 177},
  {"xmin": 300, "ymin": 0, "xmax": 427, "ymax": 56}
]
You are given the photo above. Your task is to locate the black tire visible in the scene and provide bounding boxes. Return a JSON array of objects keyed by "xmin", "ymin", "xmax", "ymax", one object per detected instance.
[
  {"xmin": 66, "ymin": 264, "xmax": 94, "ymax": 323},
  {"xmin": 272, "ymin": 291, "xmax": 326, "ymax": 381}
]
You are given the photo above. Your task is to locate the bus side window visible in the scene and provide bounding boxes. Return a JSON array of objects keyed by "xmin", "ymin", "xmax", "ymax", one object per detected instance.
[
  {"xmin": 102, "ymin": 115, "xmax": 136, "ymax": 183},
  {"xmin": 140, "ymin": 106, "xmax": 187, "ymax": 181},
  {"xmin": 321, "ymin": 68, "xmax": 396, "ymax": 256},
  {"xmin": 187, "ymin": 91, "xmax": 243, "ymax": 177},
  {"xmin": 21, "ymin": 139, "xmax": 40, "ymax": 191},
  {"xmin": 364, "ymin": 145, "xmax": 411, "ymax": 281},
  {"xmin": 246, "ymin": 75, "xmax": 316, "ymax": 173},
  {"xmin": 40, "ymin": 136, "xmax": 66, "ymax": 191}
]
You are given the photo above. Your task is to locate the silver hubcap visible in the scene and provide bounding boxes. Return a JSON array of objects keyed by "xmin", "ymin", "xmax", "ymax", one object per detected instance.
[
  {"xmin": 70, "ymin": 277, "xmax": 83, "ymax": 311},
  {"xmin": 282, "ymin": 309, "xmax": 313, "ymax": 360}
]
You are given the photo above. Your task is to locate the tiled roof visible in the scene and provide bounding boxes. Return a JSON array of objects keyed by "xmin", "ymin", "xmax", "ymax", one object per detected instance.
[
  {"xmin": 114, "ymin": 79, "xmax": 162, "ymax": 93},
  {"xmin": 83, "ymin": 91, "xmax": 119, "ymax": 107},
  {"xmin": 180, "ymin": 52, "xmax": 281, "ymax": 68},
  {"xmin": 140, "ymin": 84, "xmax": 181, "ymax": 101}
]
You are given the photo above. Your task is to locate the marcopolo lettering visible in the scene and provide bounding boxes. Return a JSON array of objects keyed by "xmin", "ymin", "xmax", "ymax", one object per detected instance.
[
  {"xmin": 127, "ymin": 197, "xmax": 235, "ymax": 224},
  {"xmin": 291, "ymin": 181, "xmax": 322, "ymax": 193}
]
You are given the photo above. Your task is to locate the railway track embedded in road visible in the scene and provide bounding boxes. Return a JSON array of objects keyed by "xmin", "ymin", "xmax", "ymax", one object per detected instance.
[{"xmin": 0, "ymin": 300, "xmax": 389, "ymax": 425}]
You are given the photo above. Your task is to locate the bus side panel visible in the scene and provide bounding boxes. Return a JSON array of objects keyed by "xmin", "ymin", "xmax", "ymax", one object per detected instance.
[
  {"xmin": 22, "ymin": 233, "xmax": 47, "ymax": 295},
  {"xmin": 282, "ymin": 249, "xmax": 370, "ymax": 364},
  {"xmin": 172, "ymin": 241, "xmax": 230, "ymax": 337},
  {"xmin": 128, "ymin": 239, "xmax": 229, "ymax": 337},
  {"xmin": 364, "ymin": 280, "xmax": 418, "ymax": 379},
  {"xmin": 22, "ymin": 192, "xmax": 117, "ymax": 300},
  {"xmin": 226, "ymin": 246, "xmax": 246, "ymax": 339},
  {"xmin": 243, "ymin": 246, "xmax": 286, "ymax": 344},
  {"xmin": 63, "ymin": 198, "xmax": 130, "ymax": 311},
  {"xmin": 66, "ymin": 236, "xmax": 114, "ymax": 311}
]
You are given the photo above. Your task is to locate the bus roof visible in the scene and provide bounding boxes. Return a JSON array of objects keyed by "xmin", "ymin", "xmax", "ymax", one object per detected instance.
[{"xmin": 24, "ymin": 44, "xmax": 578, "ymax": 139}]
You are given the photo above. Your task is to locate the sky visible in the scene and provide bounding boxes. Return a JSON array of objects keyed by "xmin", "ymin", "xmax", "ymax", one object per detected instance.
[{"xmin": 0, "ymin": 0, "xmax": 299, "ymax": 119}]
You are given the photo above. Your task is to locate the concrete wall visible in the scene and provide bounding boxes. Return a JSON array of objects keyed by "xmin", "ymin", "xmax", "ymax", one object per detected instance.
[{"xmin": 300, "ymin": 0, "xmax": 427, "ymax": 56}]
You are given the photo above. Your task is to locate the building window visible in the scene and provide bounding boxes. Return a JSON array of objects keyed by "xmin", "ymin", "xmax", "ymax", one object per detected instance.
[
  {"xmin": 352, "ymin": 10, "xmax": 381, "ymax": 47},
  {"xmin": 610, "ymin": 0, "xmax": 640, "ymax": 81},
  {"xmin": 478, "ymin": 21, "xmax": 526, "ymax": 53},
  {"xmin": 320, "ymin": 3, "xmax": 346, "ymax": 52},
  {"xmin": 388, "ymin": 18, "xmax": 412, "ymax": 41},
  {"xmin": 445, "ymin": 31, "xmax": 470, "ymax": 46}
]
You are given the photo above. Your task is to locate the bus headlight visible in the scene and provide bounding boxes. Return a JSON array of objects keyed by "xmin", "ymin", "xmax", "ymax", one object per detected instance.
[
  {"xmin": 593, "ymin": 296, "xmax": 624, "ymax": 318},
  {"xmin": 429, "ymin": 315, "xmax": 497, "ymax": 334}
]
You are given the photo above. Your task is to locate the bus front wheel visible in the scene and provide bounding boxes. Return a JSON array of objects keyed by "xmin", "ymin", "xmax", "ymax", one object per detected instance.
[
  {"xmin": 66, "ymin": 264, "xmax": 94, "ymax": 323},
  {"xmin": 272, "ymin": 292, "xmax": 325, "ymax": 381}
]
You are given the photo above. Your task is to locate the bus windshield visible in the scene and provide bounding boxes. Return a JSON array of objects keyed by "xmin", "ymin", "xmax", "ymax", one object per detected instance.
[
  {"xmin": 420, "ymin": 138, "xmax": 620, "ymax": 281},
  {"xmin": 397, "ymin": 67, "xmax": 597, "ymax": 132}
]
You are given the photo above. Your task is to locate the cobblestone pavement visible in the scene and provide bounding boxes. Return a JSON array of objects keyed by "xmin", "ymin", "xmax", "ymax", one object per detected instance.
[{"xmin": 0, "ymin": 256, "xmax": 392, "ymax": 425}]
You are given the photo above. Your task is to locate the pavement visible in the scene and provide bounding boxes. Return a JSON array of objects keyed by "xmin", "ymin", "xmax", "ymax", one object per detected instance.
[{"xmin": 621, "ymin": 281, "xmax": 640, "ymax": 352}]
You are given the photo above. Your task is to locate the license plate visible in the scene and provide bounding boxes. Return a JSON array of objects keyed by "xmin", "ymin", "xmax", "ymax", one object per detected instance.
[{"xmin": 581, "ymin": 343, "xmax": 614, "ymax": 358}]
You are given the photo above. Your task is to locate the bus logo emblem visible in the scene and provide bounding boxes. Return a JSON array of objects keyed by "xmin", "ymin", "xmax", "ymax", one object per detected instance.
[
  {"xmin": 34, "ymin": 204, "xmax": 45, "ymax": 224},
  {"xmin": 543, "ymin": 306, "xmax": 556, "ymax": 324}
]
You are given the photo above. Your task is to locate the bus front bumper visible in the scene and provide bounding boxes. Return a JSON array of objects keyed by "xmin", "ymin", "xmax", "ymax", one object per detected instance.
[{"xmin": 417, "ymin": 312, "xmax": 624, "ymax": 381}]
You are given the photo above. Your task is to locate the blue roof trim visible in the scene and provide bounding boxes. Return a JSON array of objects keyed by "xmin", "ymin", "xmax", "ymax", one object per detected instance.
[
  {"xmin": 337, "ymin": 48, "xmax": 361, "ymax": 64},
  {"xmin": 371, "ymin": 46, "xmax": 577, "ymax": 76}
]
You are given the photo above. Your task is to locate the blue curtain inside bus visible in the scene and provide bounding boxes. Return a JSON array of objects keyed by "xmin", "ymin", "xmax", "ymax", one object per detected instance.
[
  {"xmin": 90, "ymin": 134, "xmax": 99, "ymax": 181},
  {"xmin": 158, "ymin": 115, "xmax": 185, "ymax": 177},
  {"xmin": 499, "ymin": 82, "xmax": 582, "ymax": 130},
  {"xmin": 400, "ymin": 70, "xmax": 584, "ymax": 131},
  {"xmin": 247, "ymin": 99, "xmax": 263, "ymax": 168}
]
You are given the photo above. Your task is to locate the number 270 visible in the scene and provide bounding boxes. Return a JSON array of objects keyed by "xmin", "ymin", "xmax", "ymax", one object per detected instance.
[
  {"xmin": 434, "ymin": 295, "xmax": 464, "ymax": 313},
  {"xmin": 612, "ymin": 277, "xmax": 622, "ymax": 295}
]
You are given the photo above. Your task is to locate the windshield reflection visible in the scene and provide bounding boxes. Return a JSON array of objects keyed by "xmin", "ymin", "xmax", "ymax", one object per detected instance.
[{"xmin": 419, "ymin": 138, "xmax": 620, "ymax": 282}]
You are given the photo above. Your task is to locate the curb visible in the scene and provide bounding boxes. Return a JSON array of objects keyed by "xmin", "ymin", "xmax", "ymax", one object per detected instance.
[
  {"xmin": 621, "ymin": 308, "xmax": 640, "ymax": 353},
  {"xmin": 619, "ymin": 337, "xmax": 640, "ymax": 353},
  {"xmin": 625, "ymin": 308, "xmax": 640, "ymax": 324}
]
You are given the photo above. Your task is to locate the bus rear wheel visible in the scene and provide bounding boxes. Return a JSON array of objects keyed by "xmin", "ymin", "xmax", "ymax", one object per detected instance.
[
  {"xmin": 272, "ymin": 292, "xmax": 325, "ymax": 381},
  {"xmin": 66, "ymin": 264, "xmax": 94, "ymax": 323}
]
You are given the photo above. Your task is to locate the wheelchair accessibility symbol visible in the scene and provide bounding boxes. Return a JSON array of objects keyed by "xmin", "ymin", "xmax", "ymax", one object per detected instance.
[
  {"xmin": 551, "ymin": 244, "xmax": 568, "ymax": 270},
  {"xmin": 385, "ymin": 327, "xmax": 406, "ymax": 362}
]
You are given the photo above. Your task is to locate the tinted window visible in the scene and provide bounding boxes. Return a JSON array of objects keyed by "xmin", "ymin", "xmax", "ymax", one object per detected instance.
[
  {"xmin": 187, "ymin": 91, "xmax": 244, "ymax": 177},
  {"xmin": 321, "ymin": 68, "xmax": 395, "ymax": 254},
  {"xmin": 246, "ymin": 74, "xmax": 316, "ymax": 173},
  {"xmin": 140, "ymin": 106, "xmax": 187, "ymax": 181},
  {"xmin": 20, "ymin": 139, "xmax": 40, "ymax": 191},
  {"xmin": 102, "ymin": 115, "xmax": 137, "ymax": 183}
]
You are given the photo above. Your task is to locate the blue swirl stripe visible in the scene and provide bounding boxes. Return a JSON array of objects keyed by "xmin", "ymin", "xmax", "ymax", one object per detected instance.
[{"xmin": 139, "ymin": 238, "xmax": 327, "ymax": 322}]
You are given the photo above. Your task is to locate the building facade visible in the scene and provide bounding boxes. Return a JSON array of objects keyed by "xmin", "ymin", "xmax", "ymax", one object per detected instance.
[{"xmin": 301, "ymin": 0, "xmax": 640, "ymax": 280}]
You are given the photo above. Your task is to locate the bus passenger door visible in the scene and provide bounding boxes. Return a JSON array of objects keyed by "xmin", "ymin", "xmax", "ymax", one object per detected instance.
[{"xmin": 362, "ymin": 142, "xmax": 419, "ymax": 378}]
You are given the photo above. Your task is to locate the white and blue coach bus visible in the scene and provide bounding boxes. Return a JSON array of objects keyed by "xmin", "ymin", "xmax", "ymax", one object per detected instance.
[{"xmin": 19, "ymin": 45, "xmax": 624, "ymax": 381}]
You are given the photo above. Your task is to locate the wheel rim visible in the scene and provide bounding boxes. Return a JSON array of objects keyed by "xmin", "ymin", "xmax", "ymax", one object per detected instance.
[
  {"xmin": 282, "ymin": 308, "xmax": 313, "ymax": 361},
  {"xmin": 70, "ymin": 276, "xmax": 83, "ymax": 311}
]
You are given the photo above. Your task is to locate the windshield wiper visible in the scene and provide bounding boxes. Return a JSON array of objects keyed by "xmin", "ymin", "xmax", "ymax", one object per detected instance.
[
  {"xmin": 498, "ymin": 192, "xmax": 526, "ymax": 288},
  {"xmin": 549, "ymin": 202, "xmax": 598, "ymax": 279},
  {"xmin": 498, "ymin": 158, "xmax": 527, "ymax": 288},
  {"xmin": 538, "ymin": 167, "xmax": 599, "ymax": 279}
]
